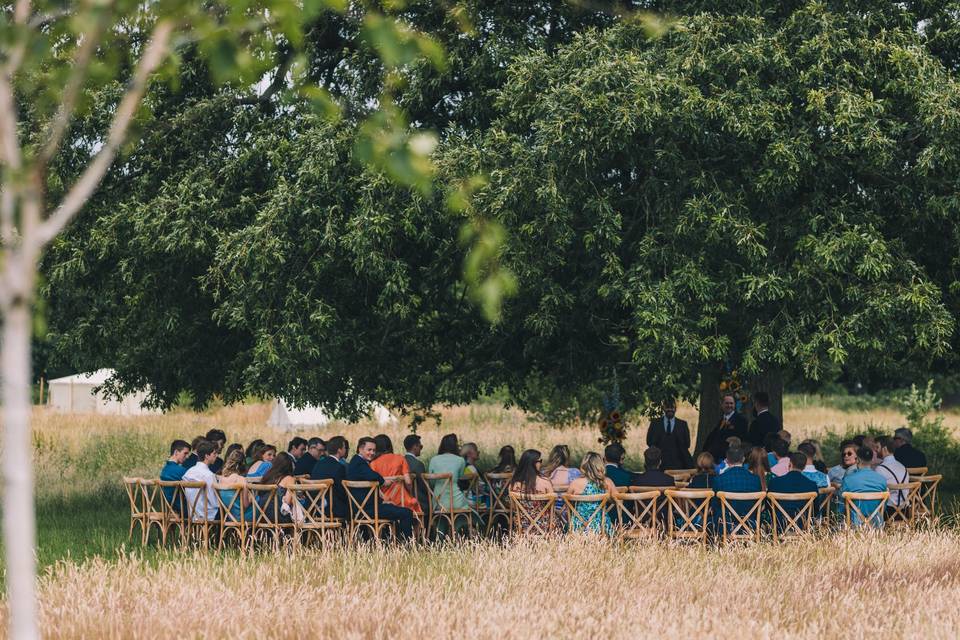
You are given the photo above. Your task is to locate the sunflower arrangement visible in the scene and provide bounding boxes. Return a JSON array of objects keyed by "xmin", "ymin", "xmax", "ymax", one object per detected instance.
[
  {"xmin": 598, "ymin": 410, "xmax": 627, "ymax": 445},
  {"xmin": 718, "ymin": 362, "xmax": 749, "ymax": 412}
]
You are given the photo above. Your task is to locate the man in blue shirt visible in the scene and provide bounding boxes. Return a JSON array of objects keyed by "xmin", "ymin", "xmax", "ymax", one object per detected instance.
[
  {"xmin": 840, "ymin": 446, "xmax": 889, "ymax": 528},
  {"xmin": 160, "ymin": 440, "xmax": 190, "ymax": 511}
]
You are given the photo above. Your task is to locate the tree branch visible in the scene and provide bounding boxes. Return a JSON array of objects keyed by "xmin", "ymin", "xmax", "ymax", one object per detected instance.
[
  {"xmin": 4, "ymin": 0, "xmax": 33, "ymax": 76},
  {"xmin": 36, "ymin": 16, "xmax": 107, "ymax": 169},
  {"xmin": 37, "ymin": 19, "xmax": 175, "ymax": 248},
  {"xmin": 237, "ymin": 45, "xmax": 295, "ymax": 106}
]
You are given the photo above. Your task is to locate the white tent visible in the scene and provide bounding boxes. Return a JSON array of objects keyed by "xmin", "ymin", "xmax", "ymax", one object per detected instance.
[
  {"xmin": 47, "ymin": 369, "xmax": 159, "ymax": 416},
  {"xmin": 267, "ymin": 398, "xmax": 398, "ymax": 431}
]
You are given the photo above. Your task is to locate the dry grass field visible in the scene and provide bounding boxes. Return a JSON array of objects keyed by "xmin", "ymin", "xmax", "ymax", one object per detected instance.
[{"xmin": 12, "ymin": 400, "xmax": 960, "ymax": 638}]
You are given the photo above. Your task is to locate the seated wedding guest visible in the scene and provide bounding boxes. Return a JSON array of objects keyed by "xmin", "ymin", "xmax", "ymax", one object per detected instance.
[
  {"xmin": 565, "ymin": 452, "xmax": 615, "ymax": 533},
  {"xmin": 777, "ymin": 429, "xmax": 792, "ymax": 447},
  {"xmin": 246, "ymin": 444, "xmax": 277, "ymax": 479},
  {"xmin": 840, "ymin": 446, "xmax": 889, "ymax": 527},
  {"xmin": 182, "ymin": 440, "xmax": 219, "ymax": 521},
  {"xmin": 797, "ymin": 442, "xmax": 830, "ymax": 488},
  {"xmin": 217, "ymin": 449, "xmax": 254, "ymax": 521},
  {"xmin": 687, "ymin": 452, "xmax": 715, "ymax": 489},
  {"xmin": 800, "ymin": 439, "xmax": 828, "ymax": 473},
  {"xmin": 244, "ymin": 439, "xmax": 264, "ymax": 467},
  {"xmin": 403, "ymin": 434, "xmax": 429, "ymax": 514},
  {"xmin": 347, "ymin": 437, "xmax": 414, "ymax": 540},
  {"xmin": 284, "ymin": 437, "xmax": 308, "ymax": 467},
  {"xmin": 183, "ymin": 435, "xmax": 205, "ymax": 470},
  {"xmin": 852, "ymin": 434, "xmax": 867, "ymax": 448},
  {"xmin": 768, "ymin": 452, "xmax": 819, "ymax": 520},
  {"xmin": 875, "ymin": 436, "xmax": 909, "ymax": 516},
  {"xmin": 428, "ymin": 433, "xmax": 470, "ymax": 511},
  {"xmin": 763, "ymin": 433, "xmax": 779, "ymax": 467},
  {"xmin": 631, "ymin": 447, "xmax": 675, "ymax": 487},
  {"xmin": 370, "ymin": 434, "xmax": 421, "ymax": 514},
  {"xmin": 459, "ymin": 442, "xmax": 481, "ymax": 492},
  {"xmin": 161, "ymin": 440, "xmax": 190, "ymax": 508},
  {"xmin": 510, "ymin": 449, "xmax": 556, "ymax": 532},
  {"xmin": 770, "ymin": 438, "xmax": 791, "ymax": 477},
  {"xmin": 863, "ymin": 436, "xmax": 882, "ymax": 466},
  {"xmin": 711, "ymin": 446, "xmax": 761, "ymax": 522},
  {"xmin": 490, "ymin": 445, "xmax": 518, "ymax": 474},
  {"xmin": 311, "ymin": 436, "xmax": 349, "ymax": 519},
  {"xmin": 716, "ymin": 437, "xmax": 743, "ymax": 473},
  {"xmin": 205, "ymin": 429, "xmax": 227, "ymax": 474},
  {"xmin": 223, "ymin": 443, "xmax": 244, "ymax": 462},
  {"xmin": 260, "ymin": 451, "xmax": 299, "ymax": 522},
  {"xmin": 893, "ymin": 427, "xmax": 928, "ymax": 468},
  {"xmin": 293, "ymin": 437, "xmax": 325, "ymax": 476},
  {"xmin": 746, "ymin": 446, "xmax": 772, "ymax": 490},
  {"xmin": 603, "ymin": 443, "xmax": 634, "ymax": 488},
  {"xmin": 828, "ymin": 441, "xmax": 858, "ymax": 485},
  {"xmin": 542, "ymin": 444, "xmax": 581, "ymax": 486}
]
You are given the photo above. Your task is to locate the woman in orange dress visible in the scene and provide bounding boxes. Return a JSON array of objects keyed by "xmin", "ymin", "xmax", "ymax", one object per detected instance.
[{"xmin": 370, "ymin": 434, "xmax": 422, "ymax": 514}]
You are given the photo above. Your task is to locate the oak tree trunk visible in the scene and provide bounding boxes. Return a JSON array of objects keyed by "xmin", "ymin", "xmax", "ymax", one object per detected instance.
[
  {"xmin": 694, "ymin": 362, "xmax": 720, "ymax": 454},
  {"xmin": 750, "ymin": 365, "xmax": 784, "ymax": 421}
]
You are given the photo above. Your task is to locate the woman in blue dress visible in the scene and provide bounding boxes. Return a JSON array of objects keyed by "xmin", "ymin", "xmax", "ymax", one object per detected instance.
[
  {"xmin": 564, "ymin": 452, "xmax": 615, "ymax": 534},
  {"xmin": 217, "ymin": 450, "xmax": 255, "ymax": 521}
]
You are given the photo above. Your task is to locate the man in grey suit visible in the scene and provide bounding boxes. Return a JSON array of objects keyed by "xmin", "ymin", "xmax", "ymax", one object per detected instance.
[{"xmin": 404, "ymin": 434, "xmax": 429, "ymax": 513}]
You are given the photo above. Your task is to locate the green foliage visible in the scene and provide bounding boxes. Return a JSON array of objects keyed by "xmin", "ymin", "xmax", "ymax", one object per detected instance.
[{"xmin": 896, "ymin": 380, "xmax": 944, "ymax": 432}]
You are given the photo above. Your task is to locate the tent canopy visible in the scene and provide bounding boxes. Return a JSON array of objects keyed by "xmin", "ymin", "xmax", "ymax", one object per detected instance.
[{"xmin": 267, "ymin": 398, "xmax": 397, "ymax": 431}]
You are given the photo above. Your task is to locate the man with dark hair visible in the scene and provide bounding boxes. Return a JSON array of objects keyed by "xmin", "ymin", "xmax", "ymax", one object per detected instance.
[
  {"xmin": 311, "ymin": 435, "xmax": 349, "ymax": 518},
  {"xmin": 160, "ymin": 440, "xmax": 190, "ymax": 505},
  {"xmin": 182, "ymin": 440, "xmax": 219, "ymax": 521},
  {"xmin": 285, "ymin": 437, "xmax": 308, "ymax": 466},
  {"xmin": 603, "ymin": 443, "xmax": 634, "ymax": 488},
  {"xmin": 893, "ymin": 427, "xmax": 928, "ymax": 468},
  {"xmin": 646, "ymin": 399, "xmax": 694, "ymax": 470},
  {"xmin": 631, "ymin": 447, "xmax": 675, "ymax": 487},
  {"xmin": 703, "ymin": 394, "xmax": 749, "ymax": 462},
  {"xmin": 182, "ymin": 435, "xmax": 205, "ymax": 470},
  {"xmin": 346, "ymin": 437, "xmax": 414, "ymax": 540},
  {"xmin": 767, "ymin": 452, "xmax": 819, "ymax": 518},
  {"xmin": 711, "ymin": 446, "xmax": 762, "ymax": 523},
  {"xmin": 840, "ymin": 446, "xmax": 889, "ymax": 527},
  {"xmin": 747, "ymin": 391, "xmax": 781, "ymax": 447},
  {"xmin": 204, "ymin": 429, "xmax": 227, "ymax": 474},
  {"xmin": 403, "ymin": 434, "xmax": 429, "ymax": 513},
  {"xmin": 797, "ymin": 442, "xmax": 829, "ymax": 488},
  {"xmin": 294, "ymin": 437, "xmax": 325, "ymax": 476},
  {"xmin": 770, "ymin": 438, "xmax": 791, "ymax": 477},
  {"xmin": 875, "ymin": 436, "xmax": 909, "ymax": 516}
]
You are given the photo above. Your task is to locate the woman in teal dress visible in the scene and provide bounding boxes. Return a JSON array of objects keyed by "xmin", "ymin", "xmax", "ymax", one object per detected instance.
[
  {"xmin": 565, "ymin": 452, "xmax": 615, "ymax": 534},
  {"xmin": 428, "ymin": 433, "xmax": 470, "ymax": 511}
]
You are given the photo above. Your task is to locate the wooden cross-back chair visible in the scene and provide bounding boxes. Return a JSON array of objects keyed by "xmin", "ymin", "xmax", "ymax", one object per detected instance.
[
  {"xmin": 122, "ymin": 477, "xmax": 148, "ymax": 544},
  {"xmin": 213, "ymin": 483, "xmax": 250, "ymax": 550},
  {"xmin": 716, "ymin": 491, "xmax": 766, "ymax": 544},
  {"xmin": 665, "ymin": 469, "xmax": 696, "ymax": 483},
  {"xmin": 766, "ymin": 491, "xmax": 817, "ymax": 542},
  {"xmin": 664, "ymin": 489, "xmax": 713, "ymax": 543},
  {"xmin": 885, "ymin": 481, "xmax": 921, "ymax": 527},
  {"xmin": 843, "ymin": 491, "xmax": 889, "ymax": 530},
  {"xmin": 912, "ymin": 474, "xmax": 942, "ymax": 521},
  {"xmin": 613, "ymin": 490, "xmax": 659, "ymax": 540},
  {"xmin": 562, "ymin": 493, "xmax": 610, "ymax": 534},
  {"xmin": 484, "ymin": 472, "xmax": 513, "ymax": 536},
  {"xmin": 422, "ymin": 473, "xmax": 474, "ymax": 540},
  {"xmin": 138, "ymin": 479, "xmax": 166, "ymax": 546},
  {"xmin": 180, "ymin": 480, "xmax": 215, "ymax": 549},
  {"xmin": 509, "ymin": 492, "xmax": 557, "ymax": 536},
  {"xmin": 906, "ymin": 466, "xmax": 928, "ymax": 477},
  {"xmin": 342, "ymin": 480, "xmax": 396, "ymax": 542},
  {"xmin": 289, "ymin": 480, "xmax": 342, "ymax": 546},
  {"xmin": 156, "ymin": 480, "xmax": 188, "ymax": 547},
  {"xmin": 815, "ymin": 486, "xmax": 836, "ymax": 528},
  {"xmin": 247, "ymin": 483, "xmax": 288, "ymax": 549},
  {"xmin": 380, "ymin": 474, "xmax": 427, "ymax": 542}
]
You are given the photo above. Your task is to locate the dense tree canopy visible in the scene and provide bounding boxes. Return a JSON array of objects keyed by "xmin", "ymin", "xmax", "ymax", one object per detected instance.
[{"xmin": 43, "ymin": 1, "xmax": 960, "ymax": 424}]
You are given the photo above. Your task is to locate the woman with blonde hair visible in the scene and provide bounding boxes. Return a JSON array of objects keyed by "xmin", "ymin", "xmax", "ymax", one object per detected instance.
[
  {"xmin": 217, "ymin": 449, "xmax": 254, "ymax": 521},
  {"xmin": 687, "ymin": 452, "xmax": 715, "ymax": 489},
  {"xmin": 565, "ymin": 452, "xmax": 615, "ymax": 533},
  {"xmin": 746, "ymin": 446, "xmax": 772, "ymax": 490},
  {"xmin": 541, "ymin": 444, "xmax": 582, "ymax": 487}
]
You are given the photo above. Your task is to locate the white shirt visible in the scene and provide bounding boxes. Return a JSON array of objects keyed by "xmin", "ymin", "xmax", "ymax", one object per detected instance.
[
  {"xmin": 183, "ymin": 461, "xmax": 218, "ymax": 521},
  {"xmin": 757, "ymin": 408, "xmax": 768, "ymax": 415},
  {"xmin": 722, "ymin": 412, "xmax": 735, "ymax": 421},
  {"xmin": 663, "ymin": 416, "xmax": 675, "ymax": 433},
  {"xmin": 875, "ymin": 455, "xmax": 908, "ymax": 506}
]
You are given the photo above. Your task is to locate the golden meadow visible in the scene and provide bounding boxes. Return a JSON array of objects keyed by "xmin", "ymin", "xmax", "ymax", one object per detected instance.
[{"xmin": 11, "ymin": 400, "xmax": 960, "ymax": 638}]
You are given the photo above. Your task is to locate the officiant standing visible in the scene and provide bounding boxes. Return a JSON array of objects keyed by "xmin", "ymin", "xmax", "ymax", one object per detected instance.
[
  {"xmin": 646, "ymin": 399, "xmax": 694, "ymax": 470},
  {"xmin": 703, "ymin": 394, "xmax": 749, "ymax": 461}
]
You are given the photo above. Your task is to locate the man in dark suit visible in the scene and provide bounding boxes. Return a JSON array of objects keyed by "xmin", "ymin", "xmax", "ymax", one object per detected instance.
[
  {"xmin": 768, "ymin": 452, "xmax": 819, "ymax": 518},
  {"xmin": 631, "ymin": 447, "xmax": 676, "ymax": 487},
  {"xmin": 310, "ymin": 435, "xmax": 350, "ymax": 519},
  {"xmin": 893, "ymin": 428, "xmax": 928, "ymax": 468},
  {"xmin": 711, "ymin": 446, "xmax": 761, "ymax": 522},
  {"xmin": 603, "ymin": 443, "xmax": 635, "ymax": 488},
  {"xmin": 646, "ymin": 399, "xmax": 694, "ymax": 470},
  {"xmin": 346, "ymin": 437, "xmax": 414, "ymax": 540},
  {"xmin": 747, "ymin": 391, "xmax": 781, "ymax": 448},
  {"xmin": 703, "ymin": 394, "xmax": 749, "ymax": 461},
  {"xmin": 403, "ymin": 434, "xmax": 430, "ymax": 514},
  {"xmin": 293, "ymin": 437, "xmax": 325, "ymax": 476}
]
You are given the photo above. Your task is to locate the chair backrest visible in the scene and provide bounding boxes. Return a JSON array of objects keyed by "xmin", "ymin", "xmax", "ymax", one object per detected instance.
[
  {"xmin": 715, "ymin": 491, "xmax": 766, "ymax": 543},
  {"xmin": 508, "ymin": 491, "xmax": 556, "ymax": 535},
  {"xmin": 906, "ymin": 466, "xmax": 928, "ymax": 477},
  {"xmin": 562, "ymin": 493, "xmax": 609, "ymax": 533},
  {"xmin": 247, "ymin": 483, "xmax": 279, "ymax": 530},
  {"xmin": 886, "ymin": 481, "xmax": 921, "ymax": 524},
  {"xmin": 342, "ymin": 480, "xmax": 381, "ymax": 522},
  {"xmin": 913, "ymin": 474, "xmax": 942, "ymax": 519},
  {"xmin": 213, "ymin": 483, "xmax": 247, "ymax": 525},
  {"xmin": 665, "ymin": 469, "xmax": 696, "ymax": 482},
  {"xmin": 629, "ymin": 485, "xmax": 666, "ymax": 495},
  {"xmin": 485, "ymin": 472, "xmax": 512, "ymax": 516},
  {"xmin": 421, "ymin": 473, "xmax": 459, "ymax": 513},
  {"xmin": 289, "ymin": 480, "xmax": 334, "ymax": 527},
  {"xmin": 816, "ymin": 486, "xmax": 836, "ymax": 522},
  {"xmin": 664, "ymin": 489, "xmax": 713, "ymax": 541},
  {"xmin": 179, "ymin": 480, "xmax": 209, "ymax": 523},
  {"xmin": 122, "ymin": 477, "xmax": 145, "ymax": 519},
  {"xmin": 767, "ymin": 491, "xmax": 817, "ymax": 540},
  {"xmin": 843, "ymin": 491, "xmax": 889, "ymax": 529},
  {"xmin": 156, "ymin": 480, "xmax": 186, "ymax": 519},
  {"xmin": 613, "ymin": 490, "xmax": 659, "ymax": 538}
]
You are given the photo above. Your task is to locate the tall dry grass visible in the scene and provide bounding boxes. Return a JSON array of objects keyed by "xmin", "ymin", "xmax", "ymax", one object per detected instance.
[{"xmin": 17, "ymin": 530, "xmax": 960, "ymax": 639}]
